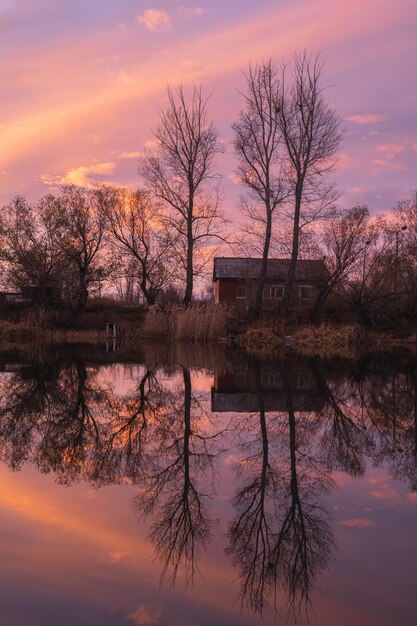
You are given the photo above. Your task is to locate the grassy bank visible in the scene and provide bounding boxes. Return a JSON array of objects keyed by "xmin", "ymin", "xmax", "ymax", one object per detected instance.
[{"xmin": 1, "ymin": 299, "xmax": 416, "ymax": 359}]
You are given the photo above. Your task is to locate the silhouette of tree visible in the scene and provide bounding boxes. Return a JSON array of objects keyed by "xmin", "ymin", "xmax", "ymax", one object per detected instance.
[{"xmin": 140, "ymin": 85, "xmax": 225, "ymax": 306}]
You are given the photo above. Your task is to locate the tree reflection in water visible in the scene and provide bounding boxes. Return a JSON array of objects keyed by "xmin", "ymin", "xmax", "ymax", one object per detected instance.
[
  {"xmin": 227, "ymin": 362, "xmax": 334, "ymax": 619},
  {"xmin": 133, "ymin": 366, "xmax": 226, "ymax": 585},
  {"xmin": 0, "ymin": 350, "xmax": 417, "ymax": 620}
]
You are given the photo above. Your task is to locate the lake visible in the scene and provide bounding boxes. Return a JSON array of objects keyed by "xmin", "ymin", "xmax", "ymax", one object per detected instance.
[{"xmin": 0, "ymin": 343, "xmax": 415, "ymax": 625}]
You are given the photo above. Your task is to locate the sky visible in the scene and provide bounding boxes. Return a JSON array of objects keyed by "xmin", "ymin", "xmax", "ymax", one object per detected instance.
[{"xmin": 1, "ymin": 0, "xmax": 417, "ymax": 215}]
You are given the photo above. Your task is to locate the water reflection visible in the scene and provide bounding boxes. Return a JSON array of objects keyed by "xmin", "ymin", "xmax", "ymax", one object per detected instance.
[
  {"xmin": 227, "ymin": 362, "xmax": 334, "ymax": 618},
  {"xmin": 0, "ymin": 348, "xmax": 417, "ymax": 623}
]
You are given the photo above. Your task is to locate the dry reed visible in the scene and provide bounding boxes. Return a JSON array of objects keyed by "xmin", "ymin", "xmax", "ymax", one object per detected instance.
[{"xmin": 141, "ymin": 303, "xmax": 233, "ymax": 343}]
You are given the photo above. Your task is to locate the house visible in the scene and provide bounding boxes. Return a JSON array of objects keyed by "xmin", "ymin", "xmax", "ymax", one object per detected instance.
[{"xmin": 213, "ymin": 257, "xmax": 328, "ymax": 309}]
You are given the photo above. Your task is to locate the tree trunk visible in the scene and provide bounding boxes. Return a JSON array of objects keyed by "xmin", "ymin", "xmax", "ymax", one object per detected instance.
[
  {"xmin": 310, "ymin": 285, "xmax": 331, "ymax": 323},
  {"xmin": 76, "ymin": 266, "xmax": 88, "ymax": 314},
  {"xmin": 183, "ymin": 210, "xmax": 194, "ymax": 307},
  {"xmin": 282, "ymin": 185, "xmax": 302, "ymax": 317},
  {"xmin": 254, "ymin": 209, "xmax": 272, "ymax": 318}
]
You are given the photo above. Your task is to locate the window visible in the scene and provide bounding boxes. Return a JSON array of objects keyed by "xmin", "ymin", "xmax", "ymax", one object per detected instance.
[
  {"xmin": 261, "ymin": 370, "xmax": 283, "ymax": 388},
  {"xmin": 299, "ymin": 285, "xmax": 313, "ymax": 300},
  {"xmin": 236, "ymin": 285, "xmax": 247, "ymax": 299},
  {"xmin": 263, "ymin": 285, "xmax": 284, "ymax": 300}
]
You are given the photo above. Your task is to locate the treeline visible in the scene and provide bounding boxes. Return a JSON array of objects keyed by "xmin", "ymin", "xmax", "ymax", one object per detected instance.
[
  {"xmin": 0, "ymin": 51, "xmax": 415, "ymax": 326},
  {"xmin": 308, "ymin": 198, "xmax": 417, "ymax": 325}
]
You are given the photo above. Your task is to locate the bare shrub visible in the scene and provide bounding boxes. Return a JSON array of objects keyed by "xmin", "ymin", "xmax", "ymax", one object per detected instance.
[
  {"xmin": 291, "ymin": 324, "xmax": 362, "ymax": 357},
  {"xmin": 237, "ymin": 325, "xmax": 283, "ymax": 354}
]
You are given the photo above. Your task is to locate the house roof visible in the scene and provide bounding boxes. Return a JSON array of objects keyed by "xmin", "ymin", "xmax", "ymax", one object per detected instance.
[{"xmin": 213, "ymin": 257, "xmax": 329, "ymax": 281}]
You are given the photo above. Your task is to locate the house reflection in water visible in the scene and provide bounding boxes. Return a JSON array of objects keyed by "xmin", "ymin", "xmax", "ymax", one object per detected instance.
[{"xmin": 211, "ymin": 362, "xmax": 325, "ymax": 413}]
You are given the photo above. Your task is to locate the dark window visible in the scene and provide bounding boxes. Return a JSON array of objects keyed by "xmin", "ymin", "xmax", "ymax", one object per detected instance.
[
  {"xmin": 261, "ymin": 370, "xmax": 283, "ymax": 388},
  {"xmin": 263, "ymin": 285, "xmax": 284, "ymax": 300},
  {"xmin": 236, "ymin": 285, "xmax": 247, "ymax": 299}
]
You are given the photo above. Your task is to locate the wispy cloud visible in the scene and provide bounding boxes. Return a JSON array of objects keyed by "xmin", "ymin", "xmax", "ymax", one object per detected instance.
[
  {"xmin": 340, "ymin": 518, "xmax": 377, "ymax": 528},
  {"xmin": 372, "ymin": 159, "xmax": 406, "ymax": 171},
  {"xmin": 119, "ymin": 151, "xmax": 142, "ymax": 159},
  {"xmin": 177, "ymin": 6, "xmax": 207, "ymax": 18},
  {"xmin": 376, "ymin": 143, "xmax": 404, "ymax": 158},
  {"xmin": 346, "ymin": 114, "xmax": 385, "ymax": 125},
  {"xmin": 137, "ymin": 9, "xmax": 171, "ymax": 32}
]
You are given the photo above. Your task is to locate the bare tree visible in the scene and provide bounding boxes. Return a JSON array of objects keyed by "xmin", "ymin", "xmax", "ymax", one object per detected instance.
[
  {"xmin": 139, "ymin": 85, "xmax": 225, "ymax": 306},
  {"xmin": 233, "ymin": 60, "xmax": 286, "ymax": 316},
  {"xmin": 0, "ymin": 195, "xmax": 66, "ymax": 309},
  {"xmin": 278, "ymin": 52, "xmax": 343, "ymax": 316},
  {"xmin": 393, "ymin": 191, "xmax": 417, "ymax": 310},
  {"xmin": 102, "ymin": 186, "xmax": 175, "ymax": 305},
  {"xmin": 310, "ymin": 205, "xmax": 370, "ymax": 321},
  {"xmin": 58, "ymin": 185, "xmax": 108, "ymax": 313},
  {"xmin": 342, "ymin": 217, "xmax": 403, "ymax": 325}
]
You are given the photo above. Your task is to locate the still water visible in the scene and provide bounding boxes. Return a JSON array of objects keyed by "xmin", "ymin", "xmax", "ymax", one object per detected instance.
[{"xmin": 0, "ymin": 344, "xmax": 416, "ymax": 626}]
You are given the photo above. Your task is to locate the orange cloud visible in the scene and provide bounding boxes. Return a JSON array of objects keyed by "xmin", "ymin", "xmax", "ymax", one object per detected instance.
[
  {"xmin": 128, "ymin": 604, "xmax": 161, "ymax": 625},
  {"xmin": 346, "ymin": 114, "xmax": 385, "ymax": 124},
  {"xmin": 137, "ymin": 9, "xmax": 171, "ymax": 32},
  {"xmin": 371, "ymin": 159, "xmax": 406, "ymax": 171},
  {"xmin": 376, "ymin": 143, "xmax": 404, "ymax": 158},
  {"xmin": 340, "ymin": 517, "xmax": 377, "ymax": 528},
  {"xmin": 119, "ymin": 151, "xmax": 143, "ymax": 159},
  {"xmin": 370, "ymin": 488, "xmax": 399, "ymax": 500},
  {"xmin": 41, "ymin": 162, "xmax": 116, "ymax": 188}
]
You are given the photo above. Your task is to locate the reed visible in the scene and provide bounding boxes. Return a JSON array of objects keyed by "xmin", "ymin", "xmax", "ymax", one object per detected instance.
[{"xmin": 140, "ymin": 303, "xmax": 233, "ymax": 343}]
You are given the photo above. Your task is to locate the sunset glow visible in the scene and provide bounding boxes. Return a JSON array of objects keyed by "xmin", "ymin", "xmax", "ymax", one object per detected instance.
[{"xmin": 1, "ymin": 0, "xmax": 416, "ymax": 212}]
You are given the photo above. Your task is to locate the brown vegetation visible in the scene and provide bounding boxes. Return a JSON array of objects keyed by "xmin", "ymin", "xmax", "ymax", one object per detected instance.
[
  {"xmin": 237, "ymin": 322, "xmax": 283, "ymax": 355},
  {"xmin": 140, "ymin": 303, "xmax": 233, "ymax": 343},
  {"xmin": 289, "ymin": 323, "xmax": 363, "ymax": 358}
]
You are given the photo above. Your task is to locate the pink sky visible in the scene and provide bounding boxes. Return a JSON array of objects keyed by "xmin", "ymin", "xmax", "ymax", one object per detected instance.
[{"xmin": 1, "ymin": 0, "xmax": 416, "ymax": 214}]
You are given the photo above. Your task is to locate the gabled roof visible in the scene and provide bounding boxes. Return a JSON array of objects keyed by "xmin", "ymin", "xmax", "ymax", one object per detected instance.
[{"xmin": 213, "ymin": 257, "xmax": 329, "ymax": 281}]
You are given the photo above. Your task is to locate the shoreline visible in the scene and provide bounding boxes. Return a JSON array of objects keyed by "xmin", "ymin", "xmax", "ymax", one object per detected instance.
[{"xmin": 0, "ymin": 318, "xmax": 416, "ymax": 361}]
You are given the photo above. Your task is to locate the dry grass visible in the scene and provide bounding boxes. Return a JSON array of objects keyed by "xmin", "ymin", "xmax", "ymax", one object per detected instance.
[
  {"xmin": 140, "ymin": 303, "xmax": 233, "ymax": 343},
  {"xmin": 0, "ymin": 320, "xmax": 41, "ymax": 342},
  {"xmin": 290, "ymin": 323, "xmax": 362, "ymax": 358}
]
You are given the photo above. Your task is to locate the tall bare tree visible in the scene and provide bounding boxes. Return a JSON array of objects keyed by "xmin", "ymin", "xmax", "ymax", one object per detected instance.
[
  {"xmin": 102, "ymin": 186, "xmax": 175, "ymax": 305},
  {"xmin": 233, "ymin": 60, "xmax": 286, "ymax": 316},
  {"xmin": 139, "ymin": 85, "xmax": 224, "ymax": 307},
  {"xmin": 278, "ymin": 52, "xmax": 343, "ymax": 316}
]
